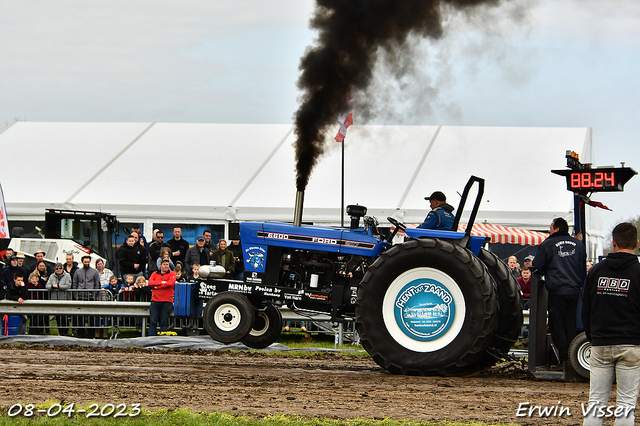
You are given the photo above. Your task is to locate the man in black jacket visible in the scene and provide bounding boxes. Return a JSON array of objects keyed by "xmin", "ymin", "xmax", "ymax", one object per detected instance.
[
  {"xmin": 167, "ymin": 227, "xmax": 190, "ymax": 267},
  {"xmin": 203, "ymin": 229, "xmax": 216, "ymax": 258},
  {"xmin": 581, "ymin": 223, "xmax": 640, "ymax": 425},
  {"xmin": 148, "ymin": 230, "xmax": 170, "ymax": 274},
  {"xmin": 116, "ymin": 235, "xmax": 146, "ymax": 279},
  {"xmin": 532, "ymin": 217, "xmax": 585, "ymax": 364},
  {"xmin": 2, "ymin": 255, "xmax": 26, "ymax": 290},
  {"xmin": 6, "ymin": 271, "xmax": 28, "ymax": 334},
  {"xmin": 184, "ymin": 235, "xmax": 209, "ymax": 273}
]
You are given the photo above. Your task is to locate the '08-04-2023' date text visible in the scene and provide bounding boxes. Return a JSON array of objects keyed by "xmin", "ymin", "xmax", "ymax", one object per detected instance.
[{"xmin": 7, "ymin": 403, "xmax": 141, "ymax": 418}]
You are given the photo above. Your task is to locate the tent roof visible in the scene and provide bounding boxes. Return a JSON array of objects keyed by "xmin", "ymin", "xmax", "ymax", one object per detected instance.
[{"xmin": 0, "ymin": 122, "xmax": 595, "ymax": 232}]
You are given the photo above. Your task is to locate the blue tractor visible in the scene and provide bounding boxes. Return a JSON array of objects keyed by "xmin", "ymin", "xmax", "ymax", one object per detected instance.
[{"xmin": 198, "ymin": 176, "xmax": 522, "ymax": 375}]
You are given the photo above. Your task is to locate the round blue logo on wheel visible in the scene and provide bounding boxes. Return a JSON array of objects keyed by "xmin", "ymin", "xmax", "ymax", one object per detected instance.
[{"xmin": 394, "ymin": 278, "xmax": 455, "ymax": 341}]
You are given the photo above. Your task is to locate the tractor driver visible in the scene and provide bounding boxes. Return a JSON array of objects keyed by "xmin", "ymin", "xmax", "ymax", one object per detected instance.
[{"xmin": 417, "ymin": 191, "xmax": 455, "ymax": 231}]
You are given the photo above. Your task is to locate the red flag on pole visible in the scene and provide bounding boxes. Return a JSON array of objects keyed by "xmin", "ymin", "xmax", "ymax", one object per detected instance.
[
  {"xmin": 586, "ymin": 200, "xmax": 612, "ymax": 211},
  {"xmin": 0, "ymin": 183, "xmax": 8, "ymax": 238},
  {"xmin": 580, "ymin": 195, "xmax": 613, "ymax": 211},
  {"xmin": 335, "ymin": 93, "xmax": 353, "ymax": 142},
  {"xmin": 335, "ymin": 111, "xmax": 352, "ymax": 142}
]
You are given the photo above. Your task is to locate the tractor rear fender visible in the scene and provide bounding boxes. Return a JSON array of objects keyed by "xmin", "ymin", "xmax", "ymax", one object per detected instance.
[{"xmin": 404, "ymin": 228, "xmax": 487, "ymax": 256}]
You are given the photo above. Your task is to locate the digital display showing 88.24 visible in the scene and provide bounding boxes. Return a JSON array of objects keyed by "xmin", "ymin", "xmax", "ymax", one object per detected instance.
[
  {"xmin": 553, "ymin": 167, "xmax": 637, "ymax": 193},
  {"xmin": 553, "ymin": 160, "xmax": 636, "ymax": 194},
  {"xmin": 570, "ymin": 171, "xmax": 616, "ymax": 190}
]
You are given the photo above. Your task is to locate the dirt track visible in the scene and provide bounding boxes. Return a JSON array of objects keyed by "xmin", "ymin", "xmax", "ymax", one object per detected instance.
[{"xmin": 0, "ymin": 345, "xmax": 599, "ymax": 425}]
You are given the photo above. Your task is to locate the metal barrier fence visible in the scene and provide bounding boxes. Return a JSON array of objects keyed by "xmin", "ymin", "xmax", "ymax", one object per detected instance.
[
  {"xmin": 2, "ymin": 289, "xmax": 199, "ymax": 338},
  {"xmin": 3, "ymin": 289, "xmax": 365, "ymax": 344}
]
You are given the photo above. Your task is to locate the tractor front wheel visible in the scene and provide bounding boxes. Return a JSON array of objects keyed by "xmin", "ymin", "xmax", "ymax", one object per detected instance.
[{"xmin": 203, "ymin": 292, "xmax": 255, "ymax": 344}]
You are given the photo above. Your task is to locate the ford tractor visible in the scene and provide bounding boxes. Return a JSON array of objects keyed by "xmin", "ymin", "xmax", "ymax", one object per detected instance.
[{"xmin": 198, "ymin": 176, "xmax": 523, "ymax": 375}]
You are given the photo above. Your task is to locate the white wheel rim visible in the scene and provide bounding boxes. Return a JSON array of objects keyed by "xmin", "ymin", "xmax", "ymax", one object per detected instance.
[
  {"xmin": 382, "ymin": 267, "xmax": 466, "ymax": 353},
  {"xmin": 214, "ymin": 303, "xmax": 243, "ymax": 332},
  {"xmin": 249, "ymin": 311, "xmax": 269, "ymax": 337},
  {"xmin": 578, "ymin": 341, "xmax": 591, "ymax": 371}
]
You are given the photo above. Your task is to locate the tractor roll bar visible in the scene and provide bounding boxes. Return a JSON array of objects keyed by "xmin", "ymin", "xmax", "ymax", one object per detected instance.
[{"xmin": 451, "ymin": 176, "xmax": 485, "ymax": 235}]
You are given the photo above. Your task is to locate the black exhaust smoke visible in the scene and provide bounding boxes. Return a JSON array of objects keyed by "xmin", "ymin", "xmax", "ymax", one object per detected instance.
[{"xmin": 293, "ymin": 0, "xmax": 503, "ymax": 192}]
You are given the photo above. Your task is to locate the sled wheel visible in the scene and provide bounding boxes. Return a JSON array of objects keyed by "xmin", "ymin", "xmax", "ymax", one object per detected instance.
[
  {"xmin": 477, "ymin": 249, "xmax": 523, "ymax": 362},
  {"xmin": 240, "ymin": 303, "xmax": 283, "ymax": 349},
  {"xmin": 356, "ymin": 238, "xmax": 498, "ymax": 375},
  {"xmin": 184, "ymin": 319, "xmax": 200, "ymax": 336},
  {"xmin": 185, "ymin": 326, "xmax": 200, "ymax": 336},
  {"xmin": 568, "ymin": 331, "xmax": 591, "ymax": 379},
  {"xmin": 203, "ymin": 292, "xmax": 255, "ymax": 344}
]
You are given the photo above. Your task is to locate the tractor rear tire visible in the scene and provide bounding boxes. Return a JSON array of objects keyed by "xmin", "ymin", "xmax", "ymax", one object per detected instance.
[
  {"xmin": 478, "ymin": 249, "xmax": 524, "ymax": 362},
  {"xmin": 203, "ymin": 292, "xmax": 255, "ymax": 344},
  {"xmin": 356, "ymin": 238, "xmax": 498, "ymax": 375},
  {"xmin": 240, "ymin": 303, "xmax": 283, "ymax": 349},
  {"xmin": 568, "ymin": 331, "xmax": 591, "ymax": 379}
]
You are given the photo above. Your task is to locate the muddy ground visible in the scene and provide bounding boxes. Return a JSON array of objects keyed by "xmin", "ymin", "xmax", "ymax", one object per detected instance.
[{"xmin": 0, "ymin": 344, "xmax": 604, "ymax": 425}]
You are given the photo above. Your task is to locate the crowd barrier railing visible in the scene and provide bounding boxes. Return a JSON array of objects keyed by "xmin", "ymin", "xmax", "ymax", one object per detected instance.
[
  {"xmin": 2, "ymin": 290, "xmax": 362, "ymax": 343},
  {"xmin": 1, "ymin": 289, "xmax": 184, "ymax": 338}
]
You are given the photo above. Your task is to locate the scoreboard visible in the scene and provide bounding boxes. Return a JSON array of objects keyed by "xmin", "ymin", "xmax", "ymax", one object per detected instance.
[
  {"xmin": 552, "ymin": 168, "xmax": 636, "ymax": 193},
  {"xmin": 552, "ymin": 152, "xmax": 636, "ymax": 194}
]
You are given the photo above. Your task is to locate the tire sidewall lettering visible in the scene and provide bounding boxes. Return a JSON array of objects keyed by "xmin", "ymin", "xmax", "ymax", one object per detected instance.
[{"xmin": 382, "ymin": 267, "xmax": 466, "ymax": 353}]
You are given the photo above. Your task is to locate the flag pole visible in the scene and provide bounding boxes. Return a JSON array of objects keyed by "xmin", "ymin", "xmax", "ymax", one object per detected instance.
[
  {"xmin": 335, "ymin": 92, "xmax": 351, "ymax": 227},
  {"xmin": 341, "ymin": 136, "xmax": 345, "ymax": 227},
  {"xmin": 0, "ymin": 183, "xmax": 9, "ymax": 239}
]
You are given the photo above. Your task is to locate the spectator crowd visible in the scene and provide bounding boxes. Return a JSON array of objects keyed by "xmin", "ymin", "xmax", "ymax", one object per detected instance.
[{"xmin": 0, "ymin": 226, "xmax": 243, "ymax": 338}]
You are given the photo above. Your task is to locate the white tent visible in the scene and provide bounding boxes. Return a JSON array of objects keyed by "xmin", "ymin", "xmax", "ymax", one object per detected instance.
[{"xmin": 0, "ymin": 121, "xmax": 602, "ymax": 257}]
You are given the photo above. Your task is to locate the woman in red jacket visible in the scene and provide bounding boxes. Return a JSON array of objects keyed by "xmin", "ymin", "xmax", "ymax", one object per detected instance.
[{"xmin": 147, "ymin": 258, "xmax": 176, "ymax": 336}]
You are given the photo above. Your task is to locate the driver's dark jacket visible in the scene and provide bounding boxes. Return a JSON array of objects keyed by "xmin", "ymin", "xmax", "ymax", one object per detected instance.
[
  {"xmin": 417, "ymin": 203, "xmax": 454, "ymax": 231},
  {"xmin": 532, "ymin": 231, "xmax": 585, "ymax": 296},
  {"xmin": 582, "ymin": 252, "xmax": 640, "ymax": 345}
]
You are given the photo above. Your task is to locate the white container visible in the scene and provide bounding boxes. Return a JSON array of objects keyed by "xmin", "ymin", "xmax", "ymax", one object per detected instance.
[{"xmin": 310, "ymin": 273, "xmax": 319, "ymax": 288}]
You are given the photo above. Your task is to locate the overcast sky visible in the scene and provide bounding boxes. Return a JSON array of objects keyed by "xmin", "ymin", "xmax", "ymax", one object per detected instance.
[{"xmin": 2, "ymin": 0, "xmax": 639, "ymax": 233}]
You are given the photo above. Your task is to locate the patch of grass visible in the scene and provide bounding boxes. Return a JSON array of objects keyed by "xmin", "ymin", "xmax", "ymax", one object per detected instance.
[
  {"xmin": 0, "ymin": 404, "xmax": 514, "ymax": 426},
  {"xmin": 276, "ymin": 329, "xmax": 364, "ymax": 351}
]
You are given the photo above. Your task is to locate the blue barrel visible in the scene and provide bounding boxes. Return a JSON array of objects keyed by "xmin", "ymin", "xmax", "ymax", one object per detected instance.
[
  {"xmin": 174, "ymin": 283, "xmax": 196, "ymax": 317},
  {"xmin": 1, "ymin": 315, "xmax": 21, "ymax": 336}
]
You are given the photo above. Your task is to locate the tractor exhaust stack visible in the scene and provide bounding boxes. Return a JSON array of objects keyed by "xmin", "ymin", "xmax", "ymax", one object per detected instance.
[{"xmin": 293, "ymin": 190, "xmax": 304, "ymax": 227}]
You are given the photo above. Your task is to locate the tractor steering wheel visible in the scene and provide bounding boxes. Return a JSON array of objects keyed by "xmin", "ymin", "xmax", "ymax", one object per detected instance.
[{"xmin": 386, "ymin": 217, "xmax": 406, "ymax": 243}]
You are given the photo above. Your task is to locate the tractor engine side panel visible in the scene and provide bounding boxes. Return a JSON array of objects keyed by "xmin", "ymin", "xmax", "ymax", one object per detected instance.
[{"xmin": 231, "ymin": 221, "xmax": 378, "ymax": 318}]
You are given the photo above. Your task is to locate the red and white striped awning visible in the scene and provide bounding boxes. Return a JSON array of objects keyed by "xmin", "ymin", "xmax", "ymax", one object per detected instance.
[
  {"xmin": 457, "ymin": 223, "xmax": 548, "ymax": 246},
  {"xmin": 404, "ymin": 223, "xmax": 549, "ymax": 246}
]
